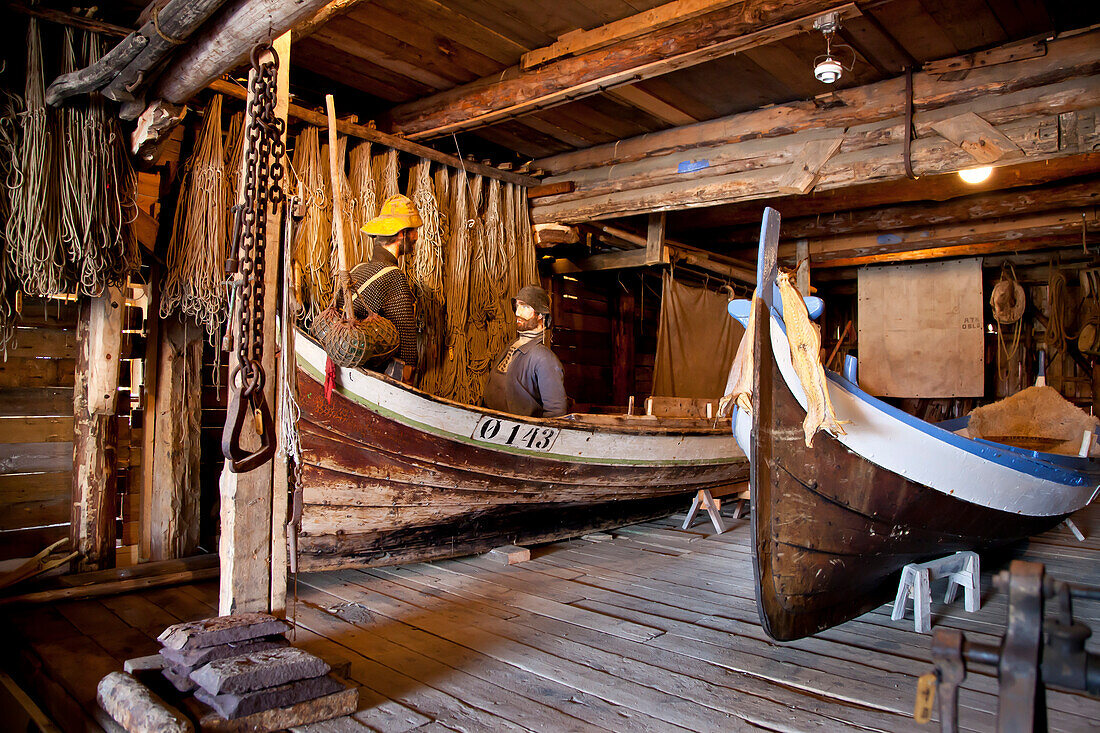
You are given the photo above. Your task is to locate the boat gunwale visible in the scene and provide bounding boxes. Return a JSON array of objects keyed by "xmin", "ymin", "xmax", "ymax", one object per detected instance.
[{"xmin": 295, "ymin": 327, "xmax": 735, "ymax": 438}]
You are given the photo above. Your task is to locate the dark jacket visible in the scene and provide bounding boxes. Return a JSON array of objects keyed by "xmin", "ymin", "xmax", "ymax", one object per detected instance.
[
  {"xmin": 483, "ymin": 337, "xmax": 567, "ymax": 418},
  {"xmin": 345, "ymin": 249, "xmax": 418, "ymax": 367}
]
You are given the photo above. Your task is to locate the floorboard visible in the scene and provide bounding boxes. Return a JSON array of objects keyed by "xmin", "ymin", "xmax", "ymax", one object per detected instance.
[{"xmin": 1, "ymin": 503, "xmax": 1098, "ymax": 731}]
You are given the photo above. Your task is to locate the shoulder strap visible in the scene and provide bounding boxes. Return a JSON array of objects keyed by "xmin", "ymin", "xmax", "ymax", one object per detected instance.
[{"xmin": 354, "ymin": 265, "xmax": 399, "ymax": 299}]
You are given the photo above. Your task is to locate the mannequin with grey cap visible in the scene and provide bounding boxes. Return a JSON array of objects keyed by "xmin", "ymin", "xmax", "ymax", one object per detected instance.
[{"xmin": 483, "ymin": 285, "xmax": 568, "ymax": 418}]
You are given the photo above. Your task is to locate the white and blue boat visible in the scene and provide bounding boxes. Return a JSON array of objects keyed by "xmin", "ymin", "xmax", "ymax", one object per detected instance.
[{"xmin": 730, "ymin": 207, "xmax": 1100, "ymax": 641}]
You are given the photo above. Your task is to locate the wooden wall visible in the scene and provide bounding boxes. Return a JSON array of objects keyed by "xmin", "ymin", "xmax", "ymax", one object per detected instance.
[
  {"xmin": 548, "ymin": 272, "xmax": 658, "ymax": 412},
  {"xmin": 0, "ymin": 298, "xmax": 78, "ymax": 561}
]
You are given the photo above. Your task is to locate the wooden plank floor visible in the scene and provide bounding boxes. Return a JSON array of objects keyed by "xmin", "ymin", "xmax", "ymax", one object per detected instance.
[{"xmin": 2, "ymin": 501, "xmax": 1099, "ymax": 732}]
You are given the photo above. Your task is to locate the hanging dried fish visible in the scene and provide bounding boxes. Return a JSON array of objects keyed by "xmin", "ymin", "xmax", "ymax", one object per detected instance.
[
  {"xmin": 160, "ymin": 94, "xmax": 228, "ymax": 339},
  {"xmin": 7, "ymin": 17, "xmax": 66, "ymax": 297}
]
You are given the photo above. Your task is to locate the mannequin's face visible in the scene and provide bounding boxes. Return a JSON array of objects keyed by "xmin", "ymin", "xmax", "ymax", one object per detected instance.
[
  {"xmin": 515, "ymin": 300, "xmax": 541, "ymax": 331},
  {"xmin": 398, "ymin": 229, "xmax": 419, "ymax": 257}
]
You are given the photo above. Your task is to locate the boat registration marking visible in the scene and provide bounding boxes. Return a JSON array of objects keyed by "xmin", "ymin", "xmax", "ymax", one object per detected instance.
[{"xmin": 472, "ymin": 416, "xmax": 560, "ymax": 452}]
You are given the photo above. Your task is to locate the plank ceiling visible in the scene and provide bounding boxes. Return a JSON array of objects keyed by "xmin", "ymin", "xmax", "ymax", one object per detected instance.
[{"xmin": 292, "ymin": 0, "xmax": 1089, "ymax": 160}]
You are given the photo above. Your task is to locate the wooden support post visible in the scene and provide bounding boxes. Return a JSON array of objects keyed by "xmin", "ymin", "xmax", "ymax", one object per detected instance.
[
  {"xmin": 71, "ymin": 291, "xmax": 122, "ymax": 572},
  {"xmin": 147, "ymin": 316, "xmax": 202, "ymax": 561},
  {"xmin": 219, "ymin": 33, "xmax": 290, "ymax": 617},
  {"xmin": 646, "ymin": 212, "xmax": 666, "ymax": 265},
  {"xmin": 795, "ymin": 240, "xmax": 810, "ymax": 296},
  {"xmin": 612, "ymin": 287, "xmax": 636, "ymax": 408}
]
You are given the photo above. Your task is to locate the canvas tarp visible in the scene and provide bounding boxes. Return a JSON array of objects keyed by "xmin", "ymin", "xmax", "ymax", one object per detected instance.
[{"xmin": 652, "ymin": 272, "xmax": 744, "ymax": 398}]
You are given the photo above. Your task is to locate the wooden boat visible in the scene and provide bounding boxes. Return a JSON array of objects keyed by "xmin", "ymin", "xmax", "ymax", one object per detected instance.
[
  {"xmin": 732, "ymin": 208, "xmax": 1100, "ymax": 641},
  {"xmin": 293, "ymin": 329, "xmax": 748, "ymax": 571}
]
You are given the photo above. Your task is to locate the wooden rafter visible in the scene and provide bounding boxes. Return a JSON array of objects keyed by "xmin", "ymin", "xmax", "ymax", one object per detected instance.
[{"xmin": 384, "ymin": 1, "xmax": 862, "ymax": 139}]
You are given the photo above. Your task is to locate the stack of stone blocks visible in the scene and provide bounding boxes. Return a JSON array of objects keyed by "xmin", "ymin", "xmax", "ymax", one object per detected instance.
[{"xmin": 156, "ymin": 612, "xmax": 356, "ymax": 728}]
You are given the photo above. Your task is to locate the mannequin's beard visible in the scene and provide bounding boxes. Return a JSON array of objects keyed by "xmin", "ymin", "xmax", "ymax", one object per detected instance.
[
  {"xmin": 397, "ymin": 237, "xmax": 415, "ymax": 257},
  {"xmin": 516, "ymin": 314, "xmax": 541, "ymax": 332}
]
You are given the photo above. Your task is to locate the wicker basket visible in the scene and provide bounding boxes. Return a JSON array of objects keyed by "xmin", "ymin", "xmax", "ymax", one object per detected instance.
[{"xmin": 312, "ymin": 305, "xmax": 399, "ymax": 368}]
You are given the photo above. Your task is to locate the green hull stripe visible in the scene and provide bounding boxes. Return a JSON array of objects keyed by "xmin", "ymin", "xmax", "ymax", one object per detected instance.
[{"xmin": 298, "ymin": 357, "xmax": 740, "ymax": 467}]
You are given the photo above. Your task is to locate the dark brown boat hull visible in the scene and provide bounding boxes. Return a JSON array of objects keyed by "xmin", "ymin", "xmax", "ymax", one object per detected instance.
[
  {"xmin": 750, "ymin": 299, "xmax": 1062, "ymax": 641},
  {"xmin": 296, "ymin": 362, "xmax": 748, "ymax": 571}
]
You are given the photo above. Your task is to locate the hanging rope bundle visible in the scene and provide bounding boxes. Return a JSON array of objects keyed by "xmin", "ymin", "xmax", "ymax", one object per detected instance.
[
  {"xmin": 348, "ymin": 142, "xmax": 377, "ymax": 261},
  {"xmin": 58, "ymin": 29, "xmax": 138, "ymax": 296},
  {"xmin": 225, "ymin": 109, "xmax": 245, "ymax": 215},
  {"xmin": 290, "ymin": 126, "xmax": 332, "ymax": 326},
  {"xmin": 7, "ymin": 17, "xmax": 66, "ymax": 297},
  {"xmin": 464, "ymin": 176, "xmax": 495, "ymax": 400},
  {"xmin": 160, "ymin": 94, "xmax": 228, "ymax": 339},
  {"xmin": 408, "ymin": 160, "xmax": 445, "ymax": 390},
  {"xmin": 329, "ymin": 137, "xmax": 363, "ymax": 270},
  {"xmin": 514, "ymin": 184, "xmax": 539, "ymax": 289},
  {"xmin": 377, "ymin": 148, "xmax": 400, "ymax": 202},
  {"xmin": 0, "ymin": 93, "xmax": 19, "ymax": 358},
  {"xmin": 438, "ymin": 170, "xmax": 472, "ymax": 400}
]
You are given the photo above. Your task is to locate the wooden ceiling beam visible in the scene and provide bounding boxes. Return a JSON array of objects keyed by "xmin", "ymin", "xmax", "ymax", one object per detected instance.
[
  {"xmin": 738, "ymin": 178, "xmax": 1100, "ymax": 243},
  {"xmin": 208, "ymin": 78, "xmax": 538, "ymax": 186},
  {"xmin": 778, "ymin": 208, "xmax": 1099, "ymax": 265},
  {"xmin": 520, "ymin": 0, "xmax": 744, "ymax": 70},
  {"xmin": 604, "ymin": 86, "xmax": 698, "ymax": 127},
  {"xmin": 384, "ymin": 1, "xmax": 861, "ymax": 140},
  {"xmin": 534, "ymin": 29, "xmax": 1100, "ymax": 175},
  {"xmin": 670, "ymin": 153, "xmax": 1100, "ymax": 231},
  {"xmin": 808, "ymin": 236, "xmax": 1079, "ymax": 269}
]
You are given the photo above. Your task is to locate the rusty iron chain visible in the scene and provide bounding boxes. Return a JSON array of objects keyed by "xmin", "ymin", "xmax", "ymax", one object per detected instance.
[{"xmin": 222, "ymin": 43, "xmax": 285, "ymax": 473}]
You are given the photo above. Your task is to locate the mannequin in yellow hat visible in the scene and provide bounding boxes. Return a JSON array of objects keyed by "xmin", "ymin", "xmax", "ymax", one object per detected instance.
[{"xmin": 344, "ymin": 194, "xmax": 423, "ymax": 383}]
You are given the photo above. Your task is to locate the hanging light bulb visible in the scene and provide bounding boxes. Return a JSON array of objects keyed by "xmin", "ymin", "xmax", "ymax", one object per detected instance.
[{"xmin": 958, "ymin": 166, "xmax": 993, "ymax": 184}]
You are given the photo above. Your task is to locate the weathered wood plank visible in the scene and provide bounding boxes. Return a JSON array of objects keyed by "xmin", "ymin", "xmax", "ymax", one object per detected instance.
[
  {"xmin": 0, "ymin": 388, "xmax": 74, "ymax": 418},
  {"xmin": 0, "ymin": 417, "xmax": 74, "ymax": 444},
  {"xmin": 0, "ymin": 442, "xmax": 73, "ymax": 475},
  {"xmin": 387, "ymin": 0, "xmax": 858, "ymax": 138}
]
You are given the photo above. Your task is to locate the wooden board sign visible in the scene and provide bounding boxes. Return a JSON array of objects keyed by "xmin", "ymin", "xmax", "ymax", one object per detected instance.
[{"xmin": 857, "ymin": 259, "xmax": 985, "ymax": 398}]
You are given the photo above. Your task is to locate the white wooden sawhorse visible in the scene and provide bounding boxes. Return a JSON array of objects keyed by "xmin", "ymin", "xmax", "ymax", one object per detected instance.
[
  {"xmin": 891, "ymin": 551, "xmax": 980, "ymax": 633},
  {"xmin": 682, "ymin": 489, "xmax": 745, "ymax": 534}
]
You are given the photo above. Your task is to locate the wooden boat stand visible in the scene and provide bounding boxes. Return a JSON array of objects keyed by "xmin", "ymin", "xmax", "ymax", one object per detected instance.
[
  {"xmin": 891, "ymin": 551, "xmax": 980, "ymax": 634},
  {"xmin": 682, "ymin": 486, "xmax": 749, "ymax": 534}
]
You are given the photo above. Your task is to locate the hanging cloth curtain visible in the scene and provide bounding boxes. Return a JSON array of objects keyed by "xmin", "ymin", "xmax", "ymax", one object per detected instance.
[{"xmin": 652, "ymin": 271, "xmax": 744, "ymax": 398}]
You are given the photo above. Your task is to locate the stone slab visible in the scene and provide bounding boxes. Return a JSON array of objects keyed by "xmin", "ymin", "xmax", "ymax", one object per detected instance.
[
  {"xmin": 124, "ymin": 654, "xmax": 166, "ymax": 674},
  {"xmin": 162, "ymin": 664, "xmax": 197, "ymax": 693},
  {"xmin": 195, "ymin": 674, "xmax": 345, "ymax": 719},
  {"xmin": 191, "ymin": 647, "xmax": 330, "ymax": 695},
  {"xmin": 158, "ymin": 613, "xmax": 290, "ymax": 651},
  {"xmin": 190, "ymin": 683, "xmax": 358, "ymax": 732},
  {"xmin": 160, "ymin": 635, "xmax": 289, "ymax": 669}
]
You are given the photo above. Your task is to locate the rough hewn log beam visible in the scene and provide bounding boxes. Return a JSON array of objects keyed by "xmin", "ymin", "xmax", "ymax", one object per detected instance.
[
  {"xmin": 218, "ymin": 35, "xmax": 289, "ymax": 616},
  {"xmin": 8, "ymin": 4, "xmax": 130, "ymax": 38},
  {"xmin": 530, "ymin": 77, "xmax": 1100, "ymax": 223},
  {"xmin": 45, "ymin": 0, "xmax": 228, "ymax": 106},
  {"xmin": 522, "ymin": 0, "xmax": 743, "ymax": 70},
  {"xmin": 766, "ymin": 178, "xmax": 1100, "ymax": 242},
  {"xmin": 810, "ymin": 236, "xmax": 1078, "ymax": 269},
  {"xmin": 208, "ymin": 79, "xmax": 538, "ymax": 187},
  {"xmin": 671, "ymin": 152, "xmax": 1100, "ymax": 232},
  {"xmin": 143, "ymin": 0, "xmax": 332, "ymax": 110},
  {"xmin": 147, "ymin": 316, "xmax": 202, "ymax": 562},
  {"xmin": 779, "ymin": 208, "xmax": 1099, "ymax": 264},
  {"xmin": 71, "ymin": 293, "xmax": 120, "ymax": 572},
  {"xmin": 386, "ymin": 1, "xmax": 859, "ymax": 140},
  {"xmin": 534, "ymin": 30, "xmax": 1100, "ymax": 176}
]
